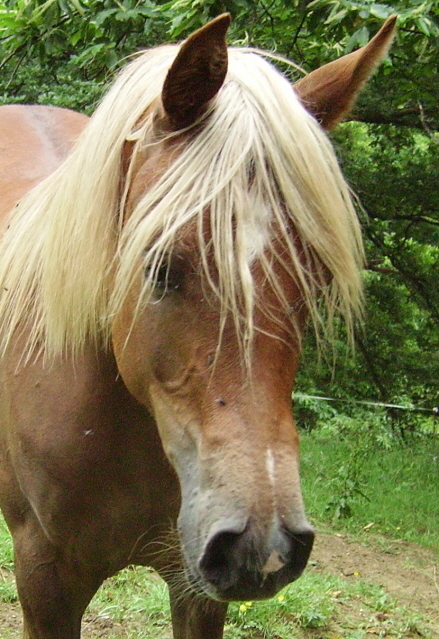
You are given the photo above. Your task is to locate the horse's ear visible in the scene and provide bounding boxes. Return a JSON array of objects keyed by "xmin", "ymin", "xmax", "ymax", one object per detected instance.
[
  {"xmin": 162, "ymin": 13, "xmax": 231, "ymax": 130},
  {"xmin": 294, "ymin": 15, "xmax": 397, "ymax": 129}
]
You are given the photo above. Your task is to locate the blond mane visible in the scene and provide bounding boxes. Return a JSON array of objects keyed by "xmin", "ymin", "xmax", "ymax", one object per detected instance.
[{"xmin": 0, "ymin": 44, "xmax": 363, "ymax": 362}]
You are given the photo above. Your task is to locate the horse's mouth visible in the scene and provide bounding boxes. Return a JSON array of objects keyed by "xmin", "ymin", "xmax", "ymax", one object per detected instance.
[
  {"xmin": 182, "ymin": 526, "xmax": 314, "ymax": 602},
  {"xmin": 184, "ymin": 555, "xmax": 308, "ymax": 602}
]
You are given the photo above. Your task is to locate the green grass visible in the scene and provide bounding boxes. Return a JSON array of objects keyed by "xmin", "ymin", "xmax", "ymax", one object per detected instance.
[
  {"xmin": 0, "ymin": 515, "xmax": 16, "ymax": 604},
  {"xmin": 81, "ymin": 563, "xmax": 431, "ymax": 639},
  {"xmin": 300, "ymin": 432, "xmax": 439, "ymax": 550},
  {"xmin": 85, "ymin": 566, "xmax": 170, "ymax": 634}
]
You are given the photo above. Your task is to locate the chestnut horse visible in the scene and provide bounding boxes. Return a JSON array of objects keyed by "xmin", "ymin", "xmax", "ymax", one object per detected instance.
[{"xmin": 0, "ymin": 14, "xmax": 395, "ymax": 639}]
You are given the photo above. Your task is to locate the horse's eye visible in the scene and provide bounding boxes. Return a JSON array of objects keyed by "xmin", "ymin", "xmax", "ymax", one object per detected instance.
[
  {"xmin": 157, "ymin": 264, "xmax": 182, "ymax": 292},
  {"xmin": 146, "ymin": 259, "xmax": 184, "ymax": 296}
]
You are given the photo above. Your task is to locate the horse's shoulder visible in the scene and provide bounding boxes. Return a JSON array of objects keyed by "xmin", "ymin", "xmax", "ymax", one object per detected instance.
[{"xmin": 0, "ymin": 104, "xmax": 89, "ymax": 220}]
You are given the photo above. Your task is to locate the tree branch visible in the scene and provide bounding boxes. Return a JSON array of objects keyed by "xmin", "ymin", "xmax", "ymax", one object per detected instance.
[{"xmin": 351, "ymin": 106, "xmax": 438, "ymax": 131}]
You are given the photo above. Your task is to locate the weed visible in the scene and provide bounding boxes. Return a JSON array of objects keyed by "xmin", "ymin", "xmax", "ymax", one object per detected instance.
[{"xmin": 301, "ymin": 430, "xmax": 439, "ymax": 550}]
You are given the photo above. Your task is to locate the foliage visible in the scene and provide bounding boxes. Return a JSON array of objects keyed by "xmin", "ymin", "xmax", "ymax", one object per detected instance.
[
  {"xmin": 0, "ymin": 0, "xmax": 437, "ymax": 415},
  {"xmin": 0, "ymin": 0, "xmax": 167, "ymax": 76},
  {"xmin": 158, "ymin": 0, "xmax": 439, "ymax": 131},
  {"xmin": 296, "ymin": 391, "xmax": 438, "ymax": 530},
  {"xmin": 0, "ymin": 1, "xmax": 438, "ymax": 126},
  {"xmin": 296, "ymin": 118, "xmax": 438, "ymax": 407},
  {"xmin": 299, "ymin": 412, "xmax": 439, "ymax": 547}
]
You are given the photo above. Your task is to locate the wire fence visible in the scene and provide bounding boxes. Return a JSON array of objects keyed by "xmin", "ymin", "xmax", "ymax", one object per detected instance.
[{"xmin": 294, "ymin": 393, "xmax": 438, "ymax": 416}]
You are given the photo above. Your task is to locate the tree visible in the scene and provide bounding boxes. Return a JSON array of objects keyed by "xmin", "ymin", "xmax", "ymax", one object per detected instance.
[{"xmin": 0, "ymin": 0, "xmax": 437, "ymax": 411}]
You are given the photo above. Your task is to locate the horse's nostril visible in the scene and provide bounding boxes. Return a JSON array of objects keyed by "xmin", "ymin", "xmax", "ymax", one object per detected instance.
[
  {"xmin": 284, "ymin": 527, "xmax": 315, "ymax": 572},
  {"xmin": 198, "ymin": 522, "xmax": 314, "ymax": 599},
  {"xmin": 199, "ymin": 528, "xmax": 245, "ymax": 590}
]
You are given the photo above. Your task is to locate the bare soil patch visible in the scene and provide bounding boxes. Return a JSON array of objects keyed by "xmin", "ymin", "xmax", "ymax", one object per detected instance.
[{"xmin": 312, "ymin": 531, "xmax": 439, "ymax": 636}]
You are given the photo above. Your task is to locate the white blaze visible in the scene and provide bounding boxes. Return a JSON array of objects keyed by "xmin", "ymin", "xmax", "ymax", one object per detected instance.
[{"xmin": 266, "ymin": 448, "xmax": 276, "ymax": 487}]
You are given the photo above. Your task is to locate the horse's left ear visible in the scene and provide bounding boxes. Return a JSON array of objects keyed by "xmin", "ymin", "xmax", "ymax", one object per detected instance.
[
  {"xmin": 162, "ymin": 13, "xmax": 231, "ymax": 130},
  {"xmin": 295, "ymin": 15, "xmax": 397, "ymax": 129}
]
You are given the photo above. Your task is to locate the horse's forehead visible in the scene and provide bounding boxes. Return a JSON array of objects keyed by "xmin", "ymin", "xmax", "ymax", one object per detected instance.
[{"xmin": 125, "ymin": 133, "xmax": 183, "ymax": 212}]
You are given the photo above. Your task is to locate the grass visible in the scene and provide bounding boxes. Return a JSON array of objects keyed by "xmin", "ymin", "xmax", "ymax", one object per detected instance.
[
  {"xmin": 0, "ymin": 431, "xmax": 437, "ymax": 637},
  {"xmin": 300, "ymin": 432, "xmax": 439, "ymax": 550},
  {"xmin": 81, "ymin": 563, "xmax": 432, "ymax": 638},
  {"xmin": 0, "ymin": 515, "xmax": 15, "ymax": 604}
]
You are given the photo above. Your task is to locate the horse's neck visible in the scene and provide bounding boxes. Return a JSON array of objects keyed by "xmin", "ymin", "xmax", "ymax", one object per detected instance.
[{"xmin": 2, "ymin": 337, "xmax": 155, "ymax": 452}]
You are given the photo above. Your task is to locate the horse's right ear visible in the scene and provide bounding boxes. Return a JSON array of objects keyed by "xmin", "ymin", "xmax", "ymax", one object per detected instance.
[
  {"xmin": 295, "ymin": 15, "xmax": 397, "ymax": 129},
  {"xmin": 162, "ymin": 14, "xmax": 231, "ymax": 130}
]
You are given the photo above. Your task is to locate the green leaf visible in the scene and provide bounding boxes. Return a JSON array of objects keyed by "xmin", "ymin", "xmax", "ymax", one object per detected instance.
[
  {"xmin": 325, "ymin": 8, "xmax": 348, "ymax": 25},
  {"xmin": 345, "ymin": 26, "xmax": 370, "ymax": 53},
  {"xmin": 370, "ymin": 4, "xmax": 391, "ymax": 20},
  {"xmin": 416, "ymin": 16, "xmax": 432, "ymax": 36},
  {"xmin": 0, "ymin": 14, "xmax": 26, "ymax": 29},
  {"xmin": 94, "ymin": 8, "xmax": 118, "ymax": 27}
]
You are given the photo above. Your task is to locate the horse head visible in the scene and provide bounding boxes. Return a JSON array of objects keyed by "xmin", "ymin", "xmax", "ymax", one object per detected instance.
[{"xmin": 110, "ymin": 14, "xmax": 396, "ymax": 601}]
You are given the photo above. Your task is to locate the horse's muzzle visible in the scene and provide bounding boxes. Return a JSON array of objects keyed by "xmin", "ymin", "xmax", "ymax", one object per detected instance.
[{"xmin": 197, "ymin": 519, "xmax": 315, "ymax": 600}]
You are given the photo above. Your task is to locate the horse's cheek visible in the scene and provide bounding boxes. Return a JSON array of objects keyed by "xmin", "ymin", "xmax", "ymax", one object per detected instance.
[
  {"xmin": 112, "ymin": 308, "xmax": 154, "ymax": 408},
  {"xmin": 147, "ymin": 385, "xmax": 197, "ymax": 465},
  {"xmin": 112, "ymin": 304, "xmax": 193, "ymax": 411}
]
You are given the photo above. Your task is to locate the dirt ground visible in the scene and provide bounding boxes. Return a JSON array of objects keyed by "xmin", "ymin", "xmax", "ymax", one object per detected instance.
[
  {"xmin": 1, "ymin": 531, "xmax": 438, "ymax": 637},
  {"xmin": 312, "ymin": 531, "xmax": 439, "ymax": 637}
]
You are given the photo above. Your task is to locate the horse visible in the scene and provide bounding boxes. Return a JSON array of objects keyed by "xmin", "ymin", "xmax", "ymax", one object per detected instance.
[{"xmin": 0, "ymin": 13, "xmax": 395, "ymax": 639}]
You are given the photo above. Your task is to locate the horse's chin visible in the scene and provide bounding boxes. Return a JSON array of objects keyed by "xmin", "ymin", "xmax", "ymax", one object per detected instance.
[
  {"xmin": 182, "ymin": 564, "xmax": 223, "ymax": 601},
  {"xmin": 181, "ymin": 550, "xmax": 307, "ymax": 603}
]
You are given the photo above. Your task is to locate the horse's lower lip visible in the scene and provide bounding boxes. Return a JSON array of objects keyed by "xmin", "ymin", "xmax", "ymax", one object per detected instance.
[{"xmin": 186, "ymin": 563, "xmax": 304, "ymax": 602}]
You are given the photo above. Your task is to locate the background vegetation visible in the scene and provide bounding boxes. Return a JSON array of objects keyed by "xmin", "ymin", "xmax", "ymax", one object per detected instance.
[
  {"xmin": 0, "ymin": 3, "xmax": 437, "ymax": 636},
  {"xmin": 0, "ymin": 0, "xmax": 437, "ymax": 416},
  {"xmin": 0, "ymin": 0, "xmax": 437, "ymax": 525}
]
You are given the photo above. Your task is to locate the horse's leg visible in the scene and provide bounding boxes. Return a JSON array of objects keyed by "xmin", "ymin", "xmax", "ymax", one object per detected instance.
[
  {"xmin": 12, "ymin": 515, "xmax": 99, "ymax": 639},
  {"xmin": 168, "ymin": 585, "xmax": 228, "ymax": 639}
]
